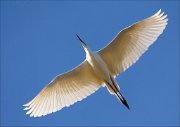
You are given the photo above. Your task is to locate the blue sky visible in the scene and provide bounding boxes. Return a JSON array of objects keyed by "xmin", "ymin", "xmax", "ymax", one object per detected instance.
[{"xmin": 1, "ymin": 1, "xmax": 179, "ymax": 126}]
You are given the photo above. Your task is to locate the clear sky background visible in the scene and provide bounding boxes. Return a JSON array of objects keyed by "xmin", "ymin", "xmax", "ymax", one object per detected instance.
[{"xmin": 1, "ymin": 1, "xmax": 179, "ymax": 126}]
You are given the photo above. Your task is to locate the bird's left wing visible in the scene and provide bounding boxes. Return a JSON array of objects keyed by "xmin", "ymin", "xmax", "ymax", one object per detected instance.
[
  {"xmin": 98, "ymin": 10, "xmax": 168, "ymax": 77},
  {"xmin": 23, "ymin": 60, "xmax": 103, "ymax": 117}
]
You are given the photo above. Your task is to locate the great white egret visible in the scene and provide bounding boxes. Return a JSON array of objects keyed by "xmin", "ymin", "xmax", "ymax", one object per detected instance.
[{"xmin": 23, "ymin": 9, "xmax": 168, "ymax": 117}]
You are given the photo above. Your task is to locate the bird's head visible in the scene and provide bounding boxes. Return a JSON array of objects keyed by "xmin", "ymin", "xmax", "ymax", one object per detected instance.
[{"xmin": 76, "ymin": 34, "xmax": 91, "ymax": 54}]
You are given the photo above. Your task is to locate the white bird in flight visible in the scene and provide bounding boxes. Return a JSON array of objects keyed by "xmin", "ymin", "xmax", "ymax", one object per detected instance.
[{"xmin": 23, "ymin": 10, "xmax": 168, "ymax": 117}]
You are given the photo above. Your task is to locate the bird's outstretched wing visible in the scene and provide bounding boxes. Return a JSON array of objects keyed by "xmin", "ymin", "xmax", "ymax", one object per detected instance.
[
  {"xmin": 98, "ymin": 9, "xmax": 168, "ymax": 77},
  {"xmin": 23, "ymin": 61, "xmax": 103, "ymax": 117}
]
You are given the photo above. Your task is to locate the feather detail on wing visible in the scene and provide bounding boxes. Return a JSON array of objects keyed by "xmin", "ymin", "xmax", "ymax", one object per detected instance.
[
  {"xmin": 98, "ymin": 9, "xmax": 168, "ymax": 77},
  {"xmin": 23, "ymin": 61, "xmax": 103, "ymax": 117}
]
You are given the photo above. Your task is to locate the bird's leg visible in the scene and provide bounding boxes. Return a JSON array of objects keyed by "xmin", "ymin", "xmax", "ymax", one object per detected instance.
[
  {"xmin": 116, "ymin": 92, "xmax": 130, "ymax": 110},
  {"xmin": 104, "ymin": 79, "xmax": 130, "ymax": 110},
  {"xmin": 110, "ymin": 76, "xmax": 120, "ymax": 91}
]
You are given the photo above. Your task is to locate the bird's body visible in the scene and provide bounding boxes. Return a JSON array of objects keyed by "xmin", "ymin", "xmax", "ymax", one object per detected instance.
[
  {"xmin": 86, "ymin": 50, "xmax": 110, "ymax": 81},
  {"xmin": 82, "ymin": 45, "xmax": 121, "ymax": 99},
  {"xmin": 24, "ymin": 9, "xmax": 168, "ymax": 117},
  {"xmin": 87, "ymin": 51, "xmax": 111, "ymax": 84}
]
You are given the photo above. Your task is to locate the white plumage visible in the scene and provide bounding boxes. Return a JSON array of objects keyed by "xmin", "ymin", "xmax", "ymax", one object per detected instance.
[
  {"xmin": 98, "ymin": 9, "xmax": 168, "ymax": 77},
  {"xmin": 23, "ymin": 10, "xmax": 168, "ymax": 117}
]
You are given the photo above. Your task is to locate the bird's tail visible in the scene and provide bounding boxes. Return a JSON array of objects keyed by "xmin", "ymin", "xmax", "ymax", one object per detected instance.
[{"xmin": 115, "ymin": 92, "xmax": 130, "ymax": 110}]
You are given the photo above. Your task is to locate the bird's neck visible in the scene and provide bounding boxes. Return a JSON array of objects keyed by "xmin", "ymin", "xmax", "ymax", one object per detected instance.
[{"xmin": 85, "ymin": 48, "xmax": 94, "ymax": 63}]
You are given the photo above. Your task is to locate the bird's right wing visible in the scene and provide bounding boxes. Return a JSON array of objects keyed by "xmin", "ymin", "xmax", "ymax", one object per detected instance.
[
  {"xmin": 23, "ymin": 61, "xmax": 103, "ymax": 117},
  {"xmin": 98, "ymin": 10, "xmax": 168, "ymax": 77}
]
